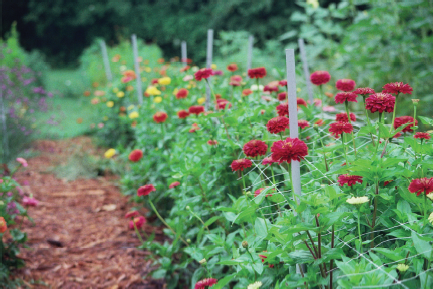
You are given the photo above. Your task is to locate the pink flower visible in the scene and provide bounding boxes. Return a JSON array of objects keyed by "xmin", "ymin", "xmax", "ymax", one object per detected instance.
[
  {"xmin": 323, "ymin": 106, "xmax": 336, "ymax": 112},
  {"xmin": 169, "ymin": 181, "xmax": 181, "ymax": 189},
  {"xmin": 336, "ymin": 79, "xmax": 356, "ymax": 92},
  {"xmin": 16, "ymin": 158, "xmax": 28, "ymax": 167},
  {"xmin": 22, "ymin": 196, "xmax": 38, "ymax": 206},
  {"xmin": 137, "ymin": 184, "xmax": 156, "ymax": 196},
  {"xmin": 129, "ymin": 216, "xmax": 146, "ymax": 230},
  {"xmin": 125, "ymin": 211, "xmax": 139, "ymax": 218}
]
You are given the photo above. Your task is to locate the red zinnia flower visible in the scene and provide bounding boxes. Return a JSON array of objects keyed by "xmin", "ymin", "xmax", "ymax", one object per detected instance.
[
  {"xmin": 278, "ymin": 92, "xmax": 287, "ymax": 101},
  {"xmin": 169, "ymin": 181, "xmax": 180, "ymax": 189},
  {"xmin": 298, "ymin": 120, "xmax": 310, "ymax": 129},
  {"xmin": 153, "ymin": 112, "xmax": 168, "ymax": 123},
  {"xmin": 270, "ymin": 137, "xmax": 308, "ymax": 164},
  {"xmin": 189, "ymin": 123, "xmax": 200, "ymax": 133},
  {"xmin": 264, "ymin": 85, "xmax": 278, "ymax": 92},
  {"xmin": 279, "ymin": 80, "xmax": 287, "ymax": 86},
  {"xmin": 266, "ymin": 116, "xmax": 289, "ymax": 134},
  {"xmin": 151, "ymin": 78, "xmax": 159, "ymax": 84},
  {"xmin": 0, "ymin": 217, "xmax": 7, "ymax": 233},
  {"xmin": 207, "ymin": 140, "xmax": 218, "ymax": 146},
  {"xmin": 365, "ymin": 93, "xmax": 395, "ymax": 113},
  {"xmin": 336, "ymin": 79, "xmax": 356, "ymax": 92},
  {"xmin": 394, "ymin": 116, "xmax": 417, "ymax": 133},
  {"xmin": 254, "ymin": 187, "xmax": 274, "ymax": 198},
  {"xmin": 414, "ymin": 132, "xmax": 431, "ymax": 140},
  {"xmin": 243, "ymin": 140, "xmax": 268, "ymax": 157},
  {"xmin": 129, "ymin": 149, "xmax": 143, "ymax": 162},
  {"xmin": 216, "ymin": 99, "xmax": 232, "ymax": 110},
  {"xmin": 227, "ymin": 63, "xmax": 238, "ymax": 72},
  {"xmin": 408, "ymin": 178, "xmax": 433, "ymax": 196},
  {"xmin": 189, "ymin": 105, "xmax": 205, "ymax": 115},
  {"xmin": 310, "ymin": 71, "xmax": 331, "ymax": 86},
  {"xmin": 354, "ymin": 87, "xmax": 375, "ymax": 95},
  {"xmin": 329, "ymin": 122, "xmax": 353, "ymax": 137},
  {"xmin": 195, "ymin": 278, "xmax": 217, "ymax": 289},
  {"xmin": 176, "ymin": 88, "xmax": 189, "ymax": 99},
  {"xmin": 248, "ymin": 67, "xmax": 267, "ymax": 79},
  {"xmin": 276, "ymin": 103, "xmax": 288, "ymax": 116},
  {"xmin": 334, "ymin": 92, "xmax": 358, "ymax": 104},
  {"xmin": 297, "ymin": 98, "xmax": 307, "ymax": 107},
  {"xmin": 194, "ymin": 68, "xmax": 213, "ymax": 81},
  {"xmin": 262, "ymin": 157, "xmax": 277, "ymax": 165},
  {"xmin": 180, "ymin": 65, "xmax": 190, "ymax": 72},
  {"xmin": 229, "ymin": 75, "xmax": 243, "ymax": 86},
  {"xmin": 382, "ymin": 82, "xmax": 413, "ymax": 95},
  {"xmin": 314, "ymin": 119, "xmax": 324, "ymax": 126},
  {"xmin": 177, "ymin": 110, "xmax": 190, "ymax": 119},
  {"xmin": 336, "ymin": 112, "xmax": 356, "ymax": 122},
  {"xmin": 129, "ymin": 216, "xmax": 146, "ymax": 230},
  {"xmin": 338, "ymin": 174, "xmax": 363, "ymax": 186},
  {"xmin": 231, "ymin": 159, "xmax": 253, "ymax": 172},
  {"xmin": 242, "ymin": 89, "xmax": 253, "ymax": 96},
  {"xmin": 137, "ymin": 184, "xmax": 156, "ymax": 196},
  {"xmin": 125, "ymin": 211, "xmax": 139, "ymax": 218}
]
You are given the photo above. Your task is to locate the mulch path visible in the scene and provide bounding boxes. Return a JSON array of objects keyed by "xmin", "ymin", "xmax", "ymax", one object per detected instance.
[{"xmin": 11, "ymin": 137, "xmax": 165, "ymax": 289}]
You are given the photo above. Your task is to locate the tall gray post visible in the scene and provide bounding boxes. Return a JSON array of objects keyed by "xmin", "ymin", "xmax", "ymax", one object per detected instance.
[
  {"xmin": 298, "ymin": 39, "xmax": 314, "ymax": 105},
  {"xmin": 181, "ymin": 41, "xmax": 187, "ymax": 66},
  {"xmin": 131, "ymin": 34, "xmax": 143, "ymax": 105},
  {"xmin": 205, "ymin": 29, "xmax": 213, "ymax": 110},
  {"xmin": 99, "ymin": 40, "xmax": 112, "ymax": 82}
]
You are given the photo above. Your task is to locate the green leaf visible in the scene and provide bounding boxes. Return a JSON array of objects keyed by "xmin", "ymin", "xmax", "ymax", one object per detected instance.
[
  {"xmin": 372, "ymin": 248, "xmax": 403, "ymax": 262},
  {"xmin": 254, "ymin": 218, "xmax": 268, "ymax": 238},
  {"xmin": 211, "ymin": 273, "xmax": 236, "ymax": 289},
  {"xmin": 411, "ymin": 231, "xmax": 432, "ymax": 259},
  {"xmin": 204, "ymin": 216, "xmax": 222, "ymax": 227}
]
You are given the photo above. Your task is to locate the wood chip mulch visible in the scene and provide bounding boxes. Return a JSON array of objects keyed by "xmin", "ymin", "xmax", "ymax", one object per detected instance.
[{"xmin": 10, "ymin": 137, "xmax": 166, "ymax": 289}]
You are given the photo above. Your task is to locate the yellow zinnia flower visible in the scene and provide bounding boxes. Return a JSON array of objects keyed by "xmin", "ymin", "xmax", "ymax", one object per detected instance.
[
  {"xmin": 154, "ymin": 96, "xmax": 162, "ymax": 103},
  {"xmin": 197, "ymin": 97, "xmax": 206, "ymax": 105},
  {"xmin": 145, "ymin": 86, "xmax": 161, "ymax": 95},
  {"xmin": 128, "ymin": 105, "xmax": 135, "ymax": 110},
  {"xmin": 158, "ymin": 77, "xmax": 171, "ymax": 85},
  {"xmin": 117, "ymin": 91, "xmax": 125, "ymax": 98},
  {"xmin": 144, "ymin": 67, "xmax": 152, "ymax": 73},
  {"xmin": 104, "ymin": 148, "xmax": 116, "ymax": 159},
  {"xmin": 113, "ymin": 88, "xmax": 119, "ymax": 93},
  {"xmin": 211, "ymin": 64, "xmax": 217, "ymax": 70},
  {"xmin": 129, "ymin": 111, "xmax": 139, "ymax": 119},
  {"xmin": 106, "ymin": 101, "xmax": 114, "ymax": 108},
  {"xmin": 172, "ymin": 88, "xmax": 179, "ymax": 96}
]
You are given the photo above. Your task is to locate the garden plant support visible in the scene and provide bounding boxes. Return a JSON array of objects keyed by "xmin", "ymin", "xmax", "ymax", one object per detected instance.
[
  {"xmin": 132, "ymin": 34, "xmax": 143, "ymax": 105},
  {"xmin": 99, "ymin": 39, "xmax": 112, "ymax": 82}
]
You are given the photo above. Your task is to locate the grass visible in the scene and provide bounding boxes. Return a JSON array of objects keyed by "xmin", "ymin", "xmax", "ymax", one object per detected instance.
[{"xmin": 34, "ymin": 69, "xmax": 99, "ymax": 139}]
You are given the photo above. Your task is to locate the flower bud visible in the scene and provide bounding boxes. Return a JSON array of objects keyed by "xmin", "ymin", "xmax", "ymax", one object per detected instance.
[
  {"xmin": 396, "ymin": 263, "xmax": 409, "ymax": 272},
  {"xmin": 199, "ymin": 258, "xmax": 207, "ymax": 265},
  {"xmin": 412, "ymin": 99, "xmax": 420, "ymax": 105},
  {"xmin": 186, "ymin": 206, "xmax": 190, "ymax": 210},
  {"xmin": 187, "ymin": 239, "xmax": 191, "ymax": 243},
  {"xmin": 242, "ymin": 241, "xmax": 248, "ymax": 248}
]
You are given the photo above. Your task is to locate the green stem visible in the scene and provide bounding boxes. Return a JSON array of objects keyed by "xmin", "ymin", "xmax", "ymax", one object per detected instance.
[
  {"xmin": 342, "ymin": 133, "xmax": 349, "ymax": 164},
  {"xmin": 288, "ymin": 162, "xmax": 298, "ymax": 206},
  {"xmin": 133, "ymin": 221, "xmax": 145, "ymax": 244},
  {"xmin": 370, "ymin": 182, "xmax": 379, "ymax": 248},
  {"xmin": 270, "ymin": 165, "xmax": 276, "ymax": 185},
  {"xmin": 423, "ymin": 193, "xmax": 428, "ymax": 228},
  {"xmin": 389, "ymin": 93, "xmax": 400, "ymax": 134},
  {"xmin": 357, "ymin": 208, "xmax": 363, "ymax": 252},
  {"xmin": 345, "ymin": 101, "xmax": 357, "ymax": 157},
  {"xmin": 241, "ymin": 170, "xmax": 247, "ymax": 192},
  {"xmin": 149, "ymin": 199, "xmax": 189, "ymax": 246},
  {"xmin": 319, "ymin": 85, "xmax": 324, "ymax": 119}
]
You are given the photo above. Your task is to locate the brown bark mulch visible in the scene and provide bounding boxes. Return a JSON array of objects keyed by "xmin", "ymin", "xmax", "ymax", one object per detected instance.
[{"xmin": 11, "ymin": 137, "xmax": 165, "ymax": 289}]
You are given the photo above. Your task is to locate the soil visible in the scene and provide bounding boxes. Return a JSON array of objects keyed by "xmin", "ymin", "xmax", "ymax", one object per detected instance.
[{"xmin": 10, "ymin": 137, "xmax": 165, "ymax": 289}]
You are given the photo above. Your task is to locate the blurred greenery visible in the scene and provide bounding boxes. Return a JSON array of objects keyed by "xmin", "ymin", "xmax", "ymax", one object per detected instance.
[{"xmin": 4, "ymin": 0, "xmax": 340, "ymax": 67}]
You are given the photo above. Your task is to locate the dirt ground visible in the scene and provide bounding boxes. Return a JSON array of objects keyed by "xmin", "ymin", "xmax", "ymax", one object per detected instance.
[{"xmin": 10, "ymin": 137, "xmax": 165, "ymax": 289}]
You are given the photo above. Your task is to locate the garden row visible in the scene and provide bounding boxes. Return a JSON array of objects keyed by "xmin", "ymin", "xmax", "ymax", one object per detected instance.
[{"xmin": 86, "ymin": 41, "xmax": 433, "ymax": 289}]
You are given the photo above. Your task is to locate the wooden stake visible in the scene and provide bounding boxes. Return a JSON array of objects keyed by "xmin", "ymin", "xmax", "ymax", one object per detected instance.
[
  {"xmin": 181, "ymin": 41, "xmax": 187, "ymax": 66},
  {"xmin": 99, "ymin": 40, "xmax": 112, "ymax": 82},
  {"xmin": 205, "ymin": 29, "xmax": 213, "ymax": 110},
  {"xmin": 298, "ymin": 38, "xmax": 314, "ymax": 105},
  {"xmin": 131, "ymin": 34, "xmax": 143, "ymax": 105}
]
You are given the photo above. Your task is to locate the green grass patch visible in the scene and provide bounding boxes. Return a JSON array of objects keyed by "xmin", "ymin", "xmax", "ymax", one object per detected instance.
[{"xmin": 34, "ymin": 69, "xmax": 99, "ymax": 139}]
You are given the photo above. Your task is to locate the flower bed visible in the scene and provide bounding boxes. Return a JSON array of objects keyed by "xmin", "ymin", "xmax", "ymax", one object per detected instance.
[{"xmin": 90, "ymin": 55, "xmax": 433, "ymax": 288}]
